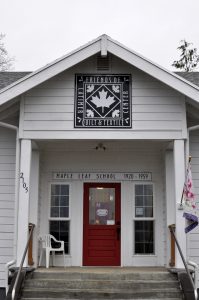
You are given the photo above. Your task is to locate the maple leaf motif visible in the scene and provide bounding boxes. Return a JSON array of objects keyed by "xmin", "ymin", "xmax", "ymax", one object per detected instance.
[
  {"xmin": 112, "ymin": 109, "xmax": 120, "ymax": 118},
  {"xmin": 91, "ymin": 89, "xmax": 115, "ymax": 113},
  {"xmin": 87, "ymin": 85, "xmax": 94, "ymax": 93},
  {"xmin": 112, "ymin": 85, "xmax": 120, "ymax": 93},
  {"xmin": 86, "ymin": 109, "xmax": 94, "ymax": 118}
]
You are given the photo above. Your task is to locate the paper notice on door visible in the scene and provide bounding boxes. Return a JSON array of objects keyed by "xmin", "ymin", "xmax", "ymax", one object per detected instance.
[
  {"xmin": 107, "ymin": 220, "xmax": 115, "ymax": 225},
  {"xmin": 136, "ymin": 207, "xmax": 144, "ymax": 216}
]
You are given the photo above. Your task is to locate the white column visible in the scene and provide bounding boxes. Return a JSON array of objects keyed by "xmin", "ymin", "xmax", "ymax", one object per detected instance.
[
  {"xmin": 29, "ymin": 150, "xmax": 40, "ymax": 266},
  {"xmin": 165, "ymin": 149, "xmax": 175, "ymax": 266},
  {"xmin": 17, "ymin": 139, "xmax": 32, "ymax": 266},
  {"xmin": 173, "ymin": 140, "xmax": 186, "ymax": 268}
]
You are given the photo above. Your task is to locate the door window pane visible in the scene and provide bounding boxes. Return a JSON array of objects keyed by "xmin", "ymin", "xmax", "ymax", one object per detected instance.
[{"xmin": 89, "ymin": 187, "xmax": 115, "ymax": 225}]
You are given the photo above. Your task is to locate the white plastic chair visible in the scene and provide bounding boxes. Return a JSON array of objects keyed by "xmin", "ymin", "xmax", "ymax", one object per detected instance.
[{"xmin": 39, "ymin": 234, "xmax": 66, "ymax": 268}]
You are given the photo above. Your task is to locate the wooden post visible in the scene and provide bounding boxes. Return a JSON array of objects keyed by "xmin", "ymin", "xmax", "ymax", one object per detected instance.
[
  {"xmin": 28, "ymin": 223, "xmax": 34, "ymax": 265},
  {"xmin": 169, "ymin": 224, "xmax": 176, "ymax": 267}
]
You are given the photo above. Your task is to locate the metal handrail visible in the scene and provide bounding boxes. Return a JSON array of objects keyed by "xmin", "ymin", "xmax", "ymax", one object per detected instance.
[
  {"xmin": 187, "ymin": 260, "xmax": 199, "ymax": 286},
  {"xmin": 5, "ymin": 260, "xmax": 16, "ymax": 294},
  {"xmin": 11, "ymin": 223, "xmax": 35, "ymax": 300},
  {"xmin": 169, "ymin": 224, "xmax": 198, "ymax": 300}
]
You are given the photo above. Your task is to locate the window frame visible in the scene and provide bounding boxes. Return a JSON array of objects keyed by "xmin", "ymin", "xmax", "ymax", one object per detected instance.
[
  {"xmin": 49, "ymin": 182, "xmax": 71, "ymax": 221},
  {"xmin": 48, "ymin": 182, "xmax": 71, "ymax": 254},
  {"xmin": 133, "ymin": 182, "xmax": 156, "ymax": 256}
]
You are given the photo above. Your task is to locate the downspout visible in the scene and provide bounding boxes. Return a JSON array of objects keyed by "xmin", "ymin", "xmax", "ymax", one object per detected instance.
[
  {"xmin": 0, "ymin": 122, "xmax": 20, "ymax": 261},
  {"xmin": 186, "ymin": 125, "xmax": 199, "ymax": 161}
]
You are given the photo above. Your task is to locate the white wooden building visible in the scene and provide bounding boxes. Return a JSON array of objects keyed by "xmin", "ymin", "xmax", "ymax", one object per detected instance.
[{"xmin": 0, "ymin": 34, "xmax": 199, "ymax": 288}]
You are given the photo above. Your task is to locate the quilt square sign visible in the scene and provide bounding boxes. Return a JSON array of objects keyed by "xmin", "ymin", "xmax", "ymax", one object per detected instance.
[{"xmin": 75, "ymin": 74, "xmax": 132, "ymax": 128}]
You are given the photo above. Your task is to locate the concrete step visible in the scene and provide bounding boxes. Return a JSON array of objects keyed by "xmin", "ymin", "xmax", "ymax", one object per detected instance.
[
  {"xmin": 24, "ymin": 278, "xmax": 179, "ymax": 290},
  {"xmin": 21, "ymin": 299, "xmax": 182, "ymax": 300},
  {"xmin": 31, "ymin": 271, "xmax": 178, "ymax": 281},
  {"xmin": 19, "ymin": 268, "xmax": 183, "ymax": 300},
  {"xmin": 20, "ymin": 287, "xmax": 183, "ymax": 299}
]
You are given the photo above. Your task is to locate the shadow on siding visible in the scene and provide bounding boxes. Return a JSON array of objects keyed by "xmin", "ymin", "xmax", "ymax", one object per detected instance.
[{"xmin": 0, "ymin": 288, "xmax": 5, "ymax": 300}]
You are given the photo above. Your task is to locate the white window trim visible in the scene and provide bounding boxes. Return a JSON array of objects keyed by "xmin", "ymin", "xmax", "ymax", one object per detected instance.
[
  {"xmin": 48, "ymin": 182, "xmax": 72, "ymax": 255},
  {"xmin": 48, "ymin": 182, "xmax": 71, "ymax": 221},
  {"xmin": 132, "ymin": 182, "xmax": 156, "ymax": 256}
]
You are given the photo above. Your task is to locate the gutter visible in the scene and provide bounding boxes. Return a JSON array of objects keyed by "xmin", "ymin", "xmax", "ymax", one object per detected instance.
[{"xmin": 0, "ymin": 122, "xmax": 20, "ymax": 261}]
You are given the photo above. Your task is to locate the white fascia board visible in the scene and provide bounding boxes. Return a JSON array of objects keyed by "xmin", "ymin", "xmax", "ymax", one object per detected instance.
[
  {"xmin": 22, "ymin": 130, "xmax": 186, "ymax": 140},
  {"xmin": 0, "ymin": 38, "xmax": 101, "ymax": 105},
  {"xmin": 107, "ymin": 38, "xmax": 199, "ymax": 103}
]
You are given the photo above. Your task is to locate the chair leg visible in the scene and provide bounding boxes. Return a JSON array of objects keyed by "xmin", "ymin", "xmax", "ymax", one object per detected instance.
[
  {"xmin": 46, "ymin": 250, "xmax": 50, "ymax": 268},
  {"xmin": 39, "ymin": 249, "xmax": 43, "ymax": 266},
  {"xmin": 52, "ymin": 251, "xmax": 55, "ymax": 266},
  {"xmin": 63, "ymin": 251, "xmax": 66, "ymax": 267}
]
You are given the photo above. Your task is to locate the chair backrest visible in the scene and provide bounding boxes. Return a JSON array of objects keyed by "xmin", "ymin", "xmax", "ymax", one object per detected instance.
[{"xmin": 39, "ymin": 234, "xmax": 53, "ymax": 249}]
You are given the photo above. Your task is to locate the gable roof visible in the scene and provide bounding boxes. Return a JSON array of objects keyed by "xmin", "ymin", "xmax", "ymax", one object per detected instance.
[
  {"xmin": 0, "ymin": 72, "xmax": 31, "ymax": 90},
  {"xmin": 0, "ymin": 34, "xmax": 199, "ymax": 106},
  {"xmin": 175, "ymin": 72, "xmax": 199, "ymax": 87}
]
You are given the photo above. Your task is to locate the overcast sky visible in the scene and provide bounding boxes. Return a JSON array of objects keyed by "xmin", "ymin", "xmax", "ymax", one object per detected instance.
[{"xmin": 1, "ymin": 0, "xmax": 199, "ymax": 71}]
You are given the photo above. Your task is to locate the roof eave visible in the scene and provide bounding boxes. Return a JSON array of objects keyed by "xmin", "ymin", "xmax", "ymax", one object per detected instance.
[
  {"xmin": 0, "ymin": 34, "xmax": 199, "ymax": 106},
  {"xmin": 0, "ymin": 36, "xmax": 102, "ymax": 105},
  {"xmin": 106, "ymin": 37, "xmax": 199, "ymax": 102}
]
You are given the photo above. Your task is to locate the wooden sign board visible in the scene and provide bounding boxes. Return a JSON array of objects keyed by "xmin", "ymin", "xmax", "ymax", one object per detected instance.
[
  {"xmin": 75, "ymin": 74, "xmax": 132, "ymax": 128},
  {"xmin": 53, "ymin": 172, "xmax": 152, "ymax": 181}
]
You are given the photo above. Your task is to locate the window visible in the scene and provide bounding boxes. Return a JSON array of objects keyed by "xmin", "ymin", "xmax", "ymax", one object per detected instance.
[
  {"xmin": 49, "ymin": 184, "xmax": 70, "ymax": 254},
  {"xmin": 134, "ymin": 184, "xmax": 154, "ymax": 255}
]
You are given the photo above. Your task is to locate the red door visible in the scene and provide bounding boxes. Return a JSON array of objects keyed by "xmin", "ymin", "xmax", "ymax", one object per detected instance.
[{"xmin": 83, "ymin": 183, "xmax": 121, "ymax": 266}]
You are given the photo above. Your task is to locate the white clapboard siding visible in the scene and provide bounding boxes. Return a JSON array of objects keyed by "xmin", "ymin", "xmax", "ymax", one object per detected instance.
[
  {"xmin": 25, "ymin": 96, "xmax": 74, "ymax": 105},
  {"xmin": 0, "ymin": 127, "xmax": 16, "ymax": 287},
  {"xmin": 0, "ymin": 217, "xmax": 14, "ymax": 224},
  {"xmin": 24, "ymin": 113, "xmax": 72, "ymax": 121},
  {"xmin": 23, "ymin": 120, "xmax": 183, "ymax": 132},
  {"xmin": 0, "ymin": 209, "xmax": 14, "ymax": 217},
  {"xmin": 0, "ymin": 171, "xmax": 15, "ymax": 179},
  {"xmin": 21, "ymin": 55, "xmax": 186, "ymax": 139},
  {"xmin": 133, "ymin": 113, "xmax": 182, "ymax": 121},
  {"xmin": 24, "ymin": 104, "xmax": 73, "ymax": 113},
  {"xmin": 0, "ymin": 248, "xmax": 13, "ymax": 256},
  {"xmin": 0, "ymin": 141, "xmax": 16, "ymax": 148},
  {"xmin": 132, "ymin": 88, "xmax": 181, "ymax": 97},
  {"xmin": 24, "ymin": 112, "xmax": 183, "ymax": 122},
  {"xmin": 0, "ymin": 201, "xmax": 14, "ymax": 209},
  {"xmin": 26, "ymin": 88, "xmax": 74, "ymax": 97},
  {"xmin": 0, "ymin": 156, "xmax": 16, "ymax": 164},
  {"xmin": 0, "ymin": 256, "xmax": 13, "ymax": 264},
  {"xmin": 0, "ymin": 233, "xmax": 13, "ymax": 240},
  {"xmin": 132, "ymin": 97, "xmax": 182, "ymax": 105}
]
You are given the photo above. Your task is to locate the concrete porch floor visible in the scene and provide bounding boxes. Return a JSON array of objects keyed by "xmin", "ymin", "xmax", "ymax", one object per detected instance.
[{"xmin": 36, "ymin": 266, "xmax": 168, "ymax": 273}]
